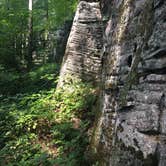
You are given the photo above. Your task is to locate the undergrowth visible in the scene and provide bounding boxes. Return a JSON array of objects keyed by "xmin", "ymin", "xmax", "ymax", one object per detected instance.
[{"xmin": 0, "ymin": 64, "xmax": 97, "ymax": 166}]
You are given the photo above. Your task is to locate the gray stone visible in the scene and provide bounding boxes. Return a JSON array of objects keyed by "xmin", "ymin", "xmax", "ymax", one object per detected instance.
[
  {"xmin": 58, "ymin": 0, "xmax": 166, "ymax": 165},
  {"xmin": 93, "ymin": 0, "xmax": 166, "ymax": 165},
  {"xmin": 58, "ymin": 1, "xmax": 103, "ymax": 87}
]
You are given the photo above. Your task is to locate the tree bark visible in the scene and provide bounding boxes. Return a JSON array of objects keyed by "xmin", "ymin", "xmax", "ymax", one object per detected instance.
[
  {"xmin": 26, "ymin": 0, "xmax": 33, "ymax": 69},
  {"xmin": 43, "ymin": 0, "xmax": 49, "ymax": 64}
]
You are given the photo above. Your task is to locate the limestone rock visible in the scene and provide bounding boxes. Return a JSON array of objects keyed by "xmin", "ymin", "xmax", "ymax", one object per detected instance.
[
  {"xmin": 58, "ymin": 1, "xmax": 103, "ymax": 86},
  {"xmin": 95, "ymin": 0, "xmax": 166, "ymax": 165},
  {"xmin": 57, "ymin": 0, "xmax": 166, "ymax": 165}
]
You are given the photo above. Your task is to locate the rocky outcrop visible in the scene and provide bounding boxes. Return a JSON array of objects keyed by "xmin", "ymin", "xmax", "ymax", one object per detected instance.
[
  {"xmin": 58, "ymin": 0, "xmax": 166, "ymax": 165},
  {"xmin": 94, "ymin": 0, "xmax": 166, "ymax": 165},
  {"xmin": 58, "ymin": 1, "xmax": 103, "ymax": 86},
  {"xmin": 54, "ymin": 21, "xmax": 72, "ymax": 63}
]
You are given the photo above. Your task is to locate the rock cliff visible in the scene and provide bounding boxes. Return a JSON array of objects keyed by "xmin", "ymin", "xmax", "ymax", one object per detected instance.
[
  {"xmin": 58, "ymin": 0, "xmax": 166, "ymax": 165},
  {"xmin": 58, "ymin": 1, "xmax": 103, "ymax": 86}
]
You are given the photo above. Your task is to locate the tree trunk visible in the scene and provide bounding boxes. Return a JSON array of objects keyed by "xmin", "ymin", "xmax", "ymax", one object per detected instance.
[
  {"xmin": 6, "ymin": 0, "xmax": 9, "ymax": 10},
  {"xmin": 26, "ymin": 0, "xmax": 33, "ymax": 70},
  {"xmin": 43, "ymin": 0, "xmax": 49, "ymax": 64}
]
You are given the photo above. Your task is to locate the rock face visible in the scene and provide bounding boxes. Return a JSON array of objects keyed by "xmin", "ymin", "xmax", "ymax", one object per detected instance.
[
  {"xmin": 94, "ymin": 0, "xmax": 166, "ymax": 165},
  {"xmin": 58, "ymin": 1, "xmax": 103, "ymax": 86},
  {"xmin": 58, "ymin": 0, "xmax": 166, "ymax": 165},
  {"xmin": 54, "ymin": 21, "xmax": 72, "ymax": 63}
]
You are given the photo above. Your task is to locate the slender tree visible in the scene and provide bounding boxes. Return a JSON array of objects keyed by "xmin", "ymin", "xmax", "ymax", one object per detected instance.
[{"xmin": 26, "ymin": 0, "xmax": 33, "ymax": 69}]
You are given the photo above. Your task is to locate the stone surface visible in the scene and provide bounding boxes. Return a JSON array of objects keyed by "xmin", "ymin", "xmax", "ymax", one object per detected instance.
[
  {"xmin": 58, "ymin": 1, "xmax": 103, "ymax": 86},
  {"xmin": 94, "ymin": 0, "xmax": 166, "ymax": 165},
  {"xmin": 54, "ymin": 21, "xmax": 72, "ymax": 63},
  {"xmin": 58, "ymin": 0, "xmax": 166, "ymax": 165}
]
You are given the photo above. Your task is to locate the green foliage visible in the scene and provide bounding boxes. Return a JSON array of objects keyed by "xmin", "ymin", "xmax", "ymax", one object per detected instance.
[
  {"xmin": 0, "ymin": 0, "xmax": 28, "ymax": 69},
  {"xmin": 48, "ymin": 0, "xmax": 78, "ymax": 29},
  {"xmin": 0, "ymin": 63, "xmax": 59, "ymax": 95},
  {"xmin": 0, "ymin": 0, "xmax": 78, "ymax": 70},
  {"xmin": 0, "ymin": 66, "xmax": 97, "ymax": 166}
]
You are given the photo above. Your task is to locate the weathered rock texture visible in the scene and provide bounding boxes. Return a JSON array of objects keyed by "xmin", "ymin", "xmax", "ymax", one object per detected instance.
[
  {"xmin": 58, "ymin": 0, "xmax": 166, "ymax": 165},
  {"xmin": 94, "ymin": 0, "xmax": 166, "ymax": 165},
  {"xmin": 54, "ymin": 21, "xmax": 72, "ymax": 63},
  {"xmin": 58, "ymin": 1, "xmax": 103, "ymax": 86}
]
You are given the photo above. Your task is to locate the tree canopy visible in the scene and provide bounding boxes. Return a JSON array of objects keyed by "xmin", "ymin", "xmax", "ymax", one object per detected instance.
[{"xmin": 0, "ymin": 0, "xmax": 77, "ymax": 70}]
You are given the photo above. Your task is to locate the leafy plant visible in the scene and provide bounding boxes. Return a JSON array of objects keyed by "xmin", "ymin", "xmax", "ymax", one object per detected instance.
[{"xmin": 0, "ymin": 68, "xmax": 97, "ymax": 166}]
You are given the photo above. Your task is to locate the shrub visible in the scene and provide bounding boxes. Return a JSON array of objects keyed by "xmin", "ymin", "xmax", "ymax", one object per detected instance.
[{"xmin": 0, "ymin": 72, "xmax": 97, "ymax": 165}]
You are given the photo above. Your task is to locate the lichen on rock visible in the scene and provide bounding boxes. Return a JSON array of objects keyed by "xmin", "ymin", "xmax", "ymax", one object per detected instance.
[
  {"xmin": 58, "ymin": 0, "xmax": 166, "ymax": 165},
  {"xmin": 58, "ymin": 1, "xmax": 103, "ymax": 87}
]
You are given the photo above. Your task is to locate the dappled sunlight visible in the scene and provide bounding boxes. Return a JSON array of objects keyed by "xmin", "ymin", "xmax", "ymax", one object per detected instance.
[
  {"xmin": 0, "ymin": 68, "xmax": 97, "ymax": 165},
  {"xmin": 0, "ymin": 63, "xmax": 59, "ymax": 95}
]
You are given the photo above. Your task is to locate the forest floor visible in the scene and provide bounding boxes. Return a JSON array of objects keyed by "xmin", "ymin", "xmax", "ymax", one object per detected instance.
[{"xmin": 0, "ymin": 63, "xmax": 97, "ymax": 166}]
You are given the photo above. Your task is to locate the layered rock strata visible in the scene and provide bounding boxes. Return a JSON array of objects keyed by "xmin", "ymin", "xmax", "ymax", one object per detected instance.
[
  {"xmin": 58, "ymin": 1, "xmax": 103, "ymax": 86},
  {"xmin": 94, "ymin": 0, "xmax": 166, "ymax": 165},
  {"xmin": 58, "ymin": 0, "xmax": 166, "ymax": 165}
]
